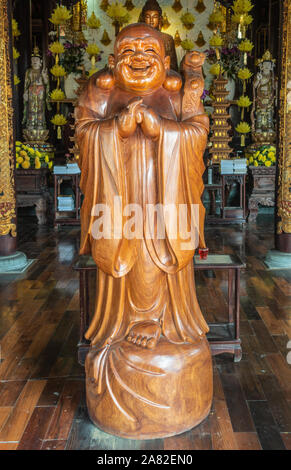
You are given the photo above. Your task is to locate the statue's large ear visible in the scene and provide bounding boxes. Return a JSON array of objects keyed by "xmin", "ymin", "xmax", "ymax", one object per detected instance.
[
  {"xmin": 164, "ymin": 55, "xmax": 170, "ymax": 71},
  {"xmin": 108, "ymin": 54, "xmax": 115, "ymax": 70}
]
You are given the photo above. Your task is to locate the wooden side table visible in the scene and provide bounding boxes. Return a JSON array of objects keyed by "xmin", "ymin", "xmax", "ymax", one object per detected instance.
[
  {"xmin": 54, "ymin": 173, "xmax": 81, "ymax": 228},
  {"xmin": 204, "ymin": 170, "xmax": 247, "ymax": 224},
  {"xmin": 247, "ymin": 166, "xmax": 276, "ymax": 222},
  {"xmin": 73, "ymin": 253, "xmax": 245, "ymax": 365}
]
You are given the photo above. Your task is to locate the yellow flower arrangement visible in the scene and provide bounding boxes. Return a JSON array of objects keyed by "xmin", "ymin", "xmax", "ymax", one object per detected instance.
[
  {"xmin": 238, "ymin": 39, "xmax": 254, "ymax": 52},
  {"xmin": 180, "ymin": 12, "xmax": 195, "ymax": 29},
  {"xmin": 209, "ymin": 63, "xmax": 224, "ymax": 76},
  {"xmin": 232, "ymin": 0, "xmax": 254, "ymax": 14},
  {"xmin": 21, "ymin": 160, "xmax": 30, "ymax": 169},
  {"xmin": 50, "ymin": 88, "xmax": 66, "ymax": 101},
  {"xmin": 237, "ymin": 95, "xmax": 252, "ymax": 108},
  {"xmin": 236, "ymin": 121, "xmax": 251, "ymax": 133},
  {"xmin": 50, "ymin": 64, "xmax": 66, "ymax": 78},
  {"xmin": 237, "ymin": 95, "xmax": 252, "ymax": 120},
  {"xmin": 236, "ymin": 121, "xmax": 250, "ymax": 146},
  {"xmin": 209, "ymin": 10, "xmax": 224, "ymax": 25},
  {"xmin": 106, "ymin": 2, "xmax": 130, "ymax": 25},
  {"xmin": 232, "ymin": 13, "xmax": 253, "ymax": 25},
  {"xmin": 12, "ymin": 19, "xmax": 20, "ymax": 37},
  {"xmin": 51, "ymin": 114, "xmax": 67, "ymax": 126},
  {"xmin": 49, "ymin": 5, "xmax": 72, "ymax": 26},
  {"xmin": 16, "ymin": 141, "xmax": 53, "ymax": 170},
  {"xmin": 209, "ymin": 34, "xmax": 223, "ymax": 47},
  {"xmin": 86, "ymin": 43, "xmax": 100, "ymax": 57},
  {"xmin": 238, "ymin": 67, "xmax": 252, "ymax": 80},
  {"xmin": 245, "ymin": 145, "xmax": 276, "ymax": 167},
  {"xmin": 49, "ymin": 41, "xmax": 65, "ymax": 55},
  {"xmin": 35, "ymin": 158, "xmax": 41, "ymax": 169},
  {"xmin": 87, "ymin": 11, "xmax": 101, "ymax": 29},
  {"xmin": 181, "ymin": 39, "xmax": 194, "ymax": 51},
  {"xmin": 13, "ymin": 47, "xmax": 20, "ymax": 60}
]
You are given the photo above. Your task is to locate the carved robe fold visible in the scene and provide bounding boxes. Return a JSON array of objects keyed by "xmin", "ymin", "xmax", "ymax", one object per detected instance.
[{"xmin": 75, "ymin": 74, "xmax": 209, "ymax": 381}]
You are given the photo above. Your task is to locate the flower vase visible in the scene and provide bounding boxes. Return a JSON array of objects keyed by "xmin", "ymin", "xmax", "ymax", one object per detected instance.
[
  {"xmin": 225, "ymin": 77, "xmax": 236, "ymax": 101},
  {"xmin": 64, "ymin": 73, "xmax": 79, "ymax": 100}
]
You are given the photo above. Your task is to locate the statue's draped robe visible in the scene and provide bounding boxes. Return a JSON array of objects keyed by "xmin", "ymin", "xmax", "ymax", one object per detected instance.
[{"xmin": 75, "ymin": 75, "xmax": 209, "ymax": 386}]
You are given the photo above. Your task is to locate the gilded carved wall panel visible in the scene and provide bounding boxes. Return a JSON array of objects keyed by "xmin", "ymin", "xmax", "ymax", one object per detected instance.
[
  {"xmin": 0, "ymin": 0, "xmax": 16, "ymax": 237},
  {"xmin": 277, "ymin": 0, "xmax": 291, "ymax": 234}
]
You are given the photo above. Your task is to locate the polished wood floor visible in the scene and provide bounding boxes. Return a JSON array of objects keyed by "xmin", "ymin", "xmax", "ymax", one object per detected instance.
[{"xmin": 0, "ymin": 212, "xmax": 290, "ymax": 450}]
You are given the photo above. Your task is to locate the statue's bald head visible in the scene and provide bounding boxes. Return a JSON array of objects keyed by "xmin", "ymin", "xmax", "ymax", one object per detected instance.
[
  {"xmin": 112, "ymin": 23, "xmax": 170, "ymax": 95},
  {"xmin": 115, "ymin": 23, "xmax": 165, "ymax": 57}
]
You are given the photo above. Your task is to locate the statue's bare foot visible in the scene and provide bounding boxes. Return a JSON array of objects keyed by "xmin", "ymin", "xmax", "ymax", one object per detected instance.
[{"xmin": 126, "ymin": 321, "xmax": 161, "ymax": 349}]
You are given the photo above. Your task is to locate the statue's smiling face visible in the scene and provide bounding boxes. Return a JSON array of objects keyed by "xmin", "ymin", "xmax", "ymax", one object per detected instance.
[{"xmin": 113, "ymin": 26, "xmax": 170, "ymax": 94}]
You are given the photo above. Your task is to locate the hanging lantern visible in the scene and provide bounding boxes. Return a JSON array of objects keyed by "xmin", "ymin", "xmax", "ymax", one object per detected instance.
[
  {"xmin": 195, "ymin": 31, "xmax": 206, "ymax": 48},
  {"xmin": 124, "ymin": 0, "xmax": 134, "ymax": 11},
  {"xmin": 172, "ymin": 0, "xmax": 182, "ymax": 13},
  {"xmin": 174, "ymin": 30, "xmax": 181, "ymax": 47},
  {"xmin": 100, "ymin": 0, "xmax": 109, "ymax": 12},
  {"xmin": 195, "ymin": 0, "xmax": 206, "ymax": 14},
  {"xmin": 100, "ymin": 29, "xmax": 111, "ymax": 46},
  {"xmin": 162, "ymin": 13, "xmax": 170, "ymax": 31}
]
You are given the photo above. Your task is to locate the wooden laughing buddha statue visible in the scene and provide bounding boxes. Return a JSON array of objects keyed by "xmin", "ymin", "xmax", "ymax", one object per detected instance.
[{"xmin": 75, "ymin": 23, "xmax": 213, "ymax": 439}]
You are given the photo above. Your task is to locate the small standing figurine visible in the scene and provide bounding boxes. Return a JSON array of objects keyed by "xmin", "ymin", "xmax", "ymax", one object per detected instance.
[
  {"xmin": 139, "ymin": 0, "xmax": 178, "ymax": 71},
  {"xmin": 180, "ymin": 50, "xmax": 206, "ymax": 120},
  {"xmin": 22, "ymin": 46, "xmax": 51, "ymax": 143},
  {"xmin": 75, "ymin": 23, "xmax": 212, "ymax": 439},
  {"xmin": 251, "ymin": 50, "xmax": 277, "ymax": 145}
]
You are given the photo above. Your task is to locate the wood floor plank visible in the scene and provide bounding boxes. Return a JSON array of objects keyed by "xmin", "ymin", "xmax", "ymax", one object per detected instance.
[
  {"xmin": 46, "ymin": 380, "xmax": 84, "ymax": 441},
  {"xmin": 0, "ymin": 381, "xmax": 26, "ymax": 406},
  {"xmin": 248, "ymin": 401, "xmax": 286, "ymax": 450},
  {"xmin": 219, "ymin": 373, "xmax": 255, "ymax": 432},
  {"xmin": 0, "ymin": 379, "xmax": 46, "ymax": 442},
  {"xmin": 234, "ymin": 432, "xmax": 262, "ymax": 450},
  {"xmin": 266, "ymin": 353, "xmax": 291, "ymax": 401},
  {"xmin": 250, "ymin": 320, "xmax": 279, "ymax": 353},
  {"xmin": 256, "ymin": 307, "xmax": 286, "ymax": 336},
  {"xmin": 0, "ymin": 442, "xmax": 19, "ymax": 450},
  {"xmin": 0, "ymin": 407, "xmax": 13, "ymax": 431},
  {"xmin": 209, "ymin": 400, "xmax": 238, "ymax": 450},
  {"xmin": 41, "ymin": 439, "xmax": 67, "ymax": 450},
  {"xmin": 17, "ymin": 406, "xmax": 54, "ymax": 450},
  {"xmin": 235, "ymin": 362, "xmax": 265, "ymax": 401},
  {"xmin": 258, "ymin": 374, "xmax": 291, "ymax": 432},
  {"xmin": 37, "ymin": 378, "xmax": 65, "ymax": 406}
]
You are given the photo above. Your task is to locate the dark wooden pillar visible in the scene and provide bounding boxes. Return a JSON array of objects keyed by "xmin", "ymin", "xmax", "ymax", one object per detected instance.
[{"xmin": 275, "ymin": 0, "xmax": 291, "ymax": 253}]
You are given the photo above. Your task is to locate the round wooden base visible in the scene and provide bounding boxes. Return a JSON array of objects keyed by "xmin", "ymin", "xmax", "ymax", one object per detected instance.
[{"xmin": 85, "ymin": 337, "xmax": 213, "ymax": 439}]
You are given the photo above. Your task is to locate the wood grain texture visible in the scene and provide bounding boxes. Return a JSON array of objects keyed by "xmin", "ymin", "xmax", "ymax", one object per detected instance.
[
  {"xmin": 0, "ymin": 380, "xmax": 46, "ymax": 442},
  {"xmin": 75, "ymin": 24, "xmax": 212, "ymax": 439}
]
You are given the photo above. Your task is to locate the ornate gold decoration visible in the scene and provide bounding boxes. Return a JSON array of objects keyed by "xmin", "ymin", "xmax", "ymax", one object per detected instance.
[
  {"xmin": 100, "ymin": 29, "xmax": 111, "ymax": 46},
  {"xmin": 256, "ymin": 49, "xmax": 276, "ymax": 66},
  {"xmin": 0, "ymin": 0, "xmax": 17, "ymax": 237},
  {"xmin": 195, "ymin": 0, "xmax": 206, "ymax": 14},
  {"xmin": 162, "ymin": 13, "xmax": 170, "ymax": 31},
  {"xmin": 209, "ymin": 75, "xmax": 232, "ymax": 162},
  {"xmin": 124, "ymin": 0, "xmax": 134, "ymax": 11},
  {"xmin": 195, "ymin": 31, "xmax": 206, "ymax": 48},
  {"xmin": 172, "ymin": 0, "xmax": 182, "ymax": 14},
  {"xmin": 277, "ymin": 0, "xmax": 291, "ymax": 234},
  {"xmin": 174, "ymin": 30, "xmax": 181, "ymax": 47}
]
